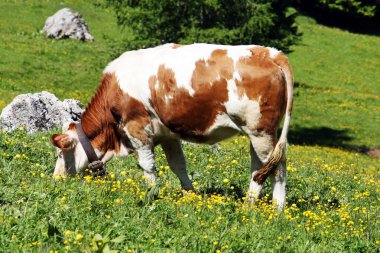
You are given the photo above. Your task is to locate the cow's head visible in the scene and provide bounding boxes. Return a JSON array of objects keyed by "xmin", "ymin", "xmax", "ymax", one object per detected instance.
[
  {"xmin": 50, "ymin": 123, "xmax": 90, "ymax": 176},
  {"xmin": 51, "ymin": 122, "xmax": 133, "ymax": 177}
]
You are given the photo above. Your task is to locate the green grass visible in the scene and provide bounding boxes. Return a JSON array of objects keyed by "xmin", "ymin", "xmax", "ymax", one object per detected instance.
[
  {"xmin": 0, "ymin": 1, "xmax": 379, "ymax": 252},
  {"xmin": 0, "ymin": 131, "xmax": 379, "ymax": 252}
]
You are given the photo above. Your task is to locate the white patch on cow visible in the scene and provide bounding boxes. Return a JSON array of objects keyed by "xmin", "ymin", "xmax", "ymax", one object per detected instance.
[
  {"xmin": 136, "ymin": 146, "xmax": 156, "ymax": 185},
  {"xmin": 250, "ymin": 133, "xmax": 273, "ymax": 163},
  {"xmin": 101, "ymin": 150, "xmax": 114, "ymax": 164},
  {"xmin": 154, "ymin": 80, "xmax": 160, "ymax": 90},
  {"xmin": 245, "ymin": 99, "xmax": 262, "ymax": 129},
  {"xmin": 270, "ymin": 161, "xmax": 286, "ymax": 210},
  {"xmin": 225, "ymin": 81, "xmax": 245, "ymax": 114},
  {"xmin": 248, "ymin": 172, "xmax": 263, "ymax": 201},
  {"xmin": 53, "ymin": 130, "xmax": 90, "ymax": 175},
  {"xmin": 280, "ymin": 115, "xmax": 291, "ymax": 143},
  {"xmin": 232, "ymin": 71, "xmax": 242, "ymax": 82},
  {"xmin": 115, "ymin": 142, "xmax": 131, "ymax": 158},
  {"xmin": 226, "ymin": 78, "xmax": 238, "ymax": 101},
  {"xmin": 227, "ymin": 45, "xmax": 254, "ymax": 63},
  {"xmin": 224, "ymin": 87, "xmax": 262, "ymax": 133},
  {"xmin": 268, "ymin": 47, "xmax": 280, "ymax": 59},
  {"xmin": 53, "ymin": 152, "xmax": 66, "ymax": 176}
]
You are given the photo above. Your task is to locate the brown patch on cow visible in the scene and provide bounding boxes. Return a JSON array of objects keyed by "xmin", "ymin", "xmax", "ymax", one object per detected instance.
[
  {"xmin": 191, "ymin": 49, "xmax": 233, "ymax": 90},
  {"xmin": 149, "ymin": 49, "xmax": 233, "ymax": 139},
  {"xmin": 67, "ymin": 122, "xmax": 76, "ymax": 131},
  {"xmin": 113, "ymin": 93, "xmax": 151, "ymax": 145},
  {"xmin": 236, "ymin": 47, "xmax": 287, "ymax": 134},
  {"xmin": 81, "ymin": 73, "xmax": 151, "ymax": 150},
  {"xmin": 273, "ymin": 52, "xmax": 293, "ymax": 114},
  {"xmin": 171, "ymin": 44, "xmax": 182, "ymax": 49},
  {"xmin": 81, "ymin": 73, "xmax": 123, "ymax": 152}
]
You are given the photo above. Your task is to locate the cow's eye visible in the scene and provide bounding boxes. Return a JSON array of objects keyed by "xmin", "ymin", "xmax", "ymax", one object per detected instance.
[{"xmin": 58, "ymin": 150, "xmax": 63, "ymax": 158}]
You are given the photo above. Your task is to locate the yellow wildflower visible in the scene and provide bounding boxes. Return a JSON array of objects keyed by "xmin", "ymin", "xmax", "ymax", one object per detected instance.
[{"xmin": 76, "ymin": 233, "xmax": 84, "ymax": 240}]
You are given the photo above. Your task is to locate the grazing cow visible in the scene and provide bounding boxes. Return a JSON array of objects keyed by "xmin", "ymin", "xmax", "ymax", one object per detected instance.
[{"xmin": 51, "ymin": 43, "xmax": 293, "ymax": 209}]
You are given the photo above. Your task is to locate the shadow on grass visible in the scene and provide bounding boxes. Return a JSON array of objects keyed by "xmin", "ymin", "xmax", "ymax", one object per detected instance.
[
  {"xmin": 288, "ymin": 126, "xmax": 378, "ymax": 157},
  {"xmin": 291, "ymin": 83, "xmax": 379, "ymax": 157},
  {"xmin": 288, "ymin": 126, "xmax": 354, "ymax": 149}
]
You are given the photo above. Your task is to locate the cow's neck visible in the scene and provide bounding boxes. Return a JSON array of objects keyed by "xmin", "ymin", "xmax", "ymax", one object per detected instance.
[{"xmin": 80, "ymin": 73, "xmax": 121, "ymax": 154}]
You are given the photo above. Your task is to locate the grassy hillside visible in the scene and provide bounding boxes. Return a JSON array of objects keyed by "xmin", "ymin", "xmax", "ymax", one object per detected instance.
[
  {"xmin": 289, "ymin": 16, "xmax": 380, "ymax": 149},
  {"xmin": 0, "ymin": 1, "xmax": 379, "ymax": 252},
  {"xmin": 0, "ymin": 0, "xmax": 127, "ymax": 108}
]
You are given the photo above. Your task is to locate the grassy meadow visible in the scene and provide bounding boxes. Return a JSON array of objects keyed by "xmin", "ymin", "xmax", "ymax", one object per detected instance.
[{"xmin": 0, "ymin": 1, "xmax": 379, "ymax": 252}]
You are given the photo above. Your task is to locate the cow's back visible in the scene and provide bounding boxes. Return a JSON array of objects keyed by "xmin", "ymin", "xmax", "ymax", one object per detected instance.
[{"xmin": 104, "ymin": 43, "xmax": 279, "ymax": 100}]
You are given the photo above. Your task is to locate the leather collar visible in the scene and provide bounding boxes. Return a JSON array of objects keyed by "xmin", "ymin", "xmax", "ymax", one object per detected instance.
[{"xmin": 76, "ymin": 122, "xmax": 107, "ymax": 177}]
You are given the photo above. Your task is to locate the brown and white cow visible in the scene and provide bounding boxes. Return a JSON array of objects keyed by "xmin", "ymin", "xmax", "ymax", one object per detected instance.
[{"xmin": 51, "ymin": 43, "xmax": 293, "ymax": 209}]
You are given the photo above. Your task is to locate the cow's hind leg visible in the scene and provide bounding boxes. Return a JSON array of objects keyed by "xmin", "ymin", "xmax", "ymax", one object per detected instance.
[
  {"xmin": 270, "ymin": 158, "xmax": 286, "ymax": 209},
  {"xmin": 248, "ymin": 143, "xmax": 263, "ymax": 200},
  {"xmin": 161, "ymin": 139, "xmax": 194, "ymax": 191},
  {"xmin": 247, "ymin": 133, "xmax": 275, "ymax": 202}
]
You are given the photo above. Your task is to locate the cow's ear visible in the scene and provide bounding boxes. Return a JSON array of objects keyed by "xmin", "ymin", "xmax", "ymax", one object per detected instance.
[{"xmin": 51, "ymin": 134, "xmax": 74, "ymax": 150}]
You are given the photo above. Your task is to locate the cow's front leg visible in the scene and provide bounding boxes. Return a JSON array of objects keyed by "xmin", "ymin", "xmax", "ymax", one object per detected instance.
[
  {"xmin": 123, "ymin": 115, "xmax": 156, "ymax": 186},
  {"xmin": 136, "ymin": 145, "xmax": 157, "ymax": 186}
]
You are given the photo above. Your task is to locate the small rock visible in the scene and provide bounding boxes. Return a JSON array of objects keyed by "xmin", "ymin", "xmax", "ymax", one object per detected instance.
[
  {"xmin": 42, "ymin": 8, "xmax": 94, "ymax": 41},
  {"xmin": 0, "ymin": 91, "xmax": 83, "ymax": 133},
  {"xmin": 367, "ymin": 148, "xmax": 380, "ymax": 159}
]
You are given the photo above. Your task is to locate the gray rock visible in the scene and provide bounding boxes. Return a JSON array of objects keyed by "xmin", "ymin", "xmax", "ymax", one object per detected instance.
[
  {"xmin": 42, "ymin": 8, "xmax": 94, "ymax": 41},
  {"xmin": 0, "ymin": 91, "xmax": 83, "ymax": 133}
]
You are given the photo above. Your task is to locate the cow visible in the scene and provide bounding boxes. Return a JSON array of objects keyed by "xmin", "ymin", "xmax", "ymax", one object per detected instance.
[{"xmin": 51, "ymin": 43, "xmax": 293, "ymax": 209}]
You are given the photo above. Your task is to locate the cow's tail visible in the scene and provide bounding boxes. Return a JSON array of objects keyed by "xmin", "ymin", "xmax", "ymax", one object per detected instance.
[{"xmin": 253, "ymin": 52, "xmax": 294, "ymax": 185}]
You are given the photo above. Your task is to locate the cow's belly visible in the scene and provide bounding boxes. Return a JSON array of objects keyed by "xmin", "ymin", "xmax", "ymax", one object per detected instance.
[
  {"xmin": 183, "ymin": 126, "xmax": 240, "ymax": 144},
  {"xmin": 155, "ymin": 112, "xmax": 241, "ymax": 144}
]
